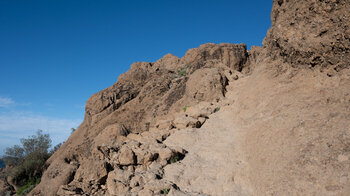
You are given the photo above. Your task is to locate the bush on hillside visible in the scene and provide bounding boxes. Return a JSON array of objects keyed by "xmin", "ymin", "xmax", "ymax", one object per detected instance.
[{"xmin": 2, "ymin": 130, "xmax": 52, "ymax": 186}]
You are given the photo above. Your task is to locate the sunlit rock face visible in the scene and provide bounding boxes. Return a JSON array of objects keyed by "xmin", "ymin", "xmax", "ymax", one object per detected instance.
[
  {"xmin": 264, "ymin": 0, "xmax": 350, "ymax": 71},
  {"xmin": 29, "ymin": 0, "xmax": 350, "ymax": 195},
  {"xmin": 30, "ymin": 42, "xmax": 252, "ymax": 196}
]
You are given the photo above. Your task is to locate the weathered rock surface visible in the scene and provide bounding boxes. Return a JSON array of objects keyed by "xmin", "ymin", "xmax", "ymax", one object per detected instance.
[
  {"xmin": 163, "ymin": 68, "xmax": 350, "ymax": 195},
  {"xmin": 264, "ymin": 0, "xmax": 350, "ymax": 71},
  {"xmin": 30, "ymin": 0, "xmax": 350, "ymax": 195},
  {"xmin": 30, "ymin": 42, "xmax": 250, "ymax": 196}
]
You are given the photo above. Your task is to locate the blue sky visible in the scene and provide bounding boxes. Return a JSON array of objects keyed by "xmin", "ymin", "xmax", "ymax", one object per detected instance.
[{"xmin": 0, "ymin": 0, "xmax": 272, "ymax": 155}]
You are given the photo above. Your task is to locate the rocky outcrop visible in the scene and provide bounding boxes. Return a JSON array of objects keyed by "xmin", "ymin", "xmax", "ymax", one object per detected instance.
[
  {"xmin": 264, "ymin": 0, "xmax": 350, "ymax": 71},
  {"xmin": 30, "ymin": 43, "xmax": 252, "ymax": 196},
  {"xmin": 30, "ymin": 0, "xmax": 350, "ymax": 195}
]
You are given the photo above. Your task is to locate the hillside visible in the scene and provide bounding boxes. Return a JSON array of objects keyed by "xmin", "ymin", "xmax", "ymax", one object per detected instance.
[{"xmin": 20, "ymin": 0, "xmax": 350, "ymax": 195}]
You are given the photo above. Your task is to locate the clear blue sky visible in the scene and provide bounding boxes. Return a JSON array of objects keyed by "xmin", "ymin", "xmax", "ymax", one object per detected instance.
[{"xmin": 0, "ymin": 0, "xmax": 272, "ymax": 155}]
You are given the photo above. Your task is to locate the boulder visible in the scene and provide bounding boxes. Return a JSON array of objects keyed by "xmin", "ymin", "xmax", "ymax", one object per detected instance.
[{"xmin": 118, "ymin": 147, "xmax": 136, "ymax": 166}]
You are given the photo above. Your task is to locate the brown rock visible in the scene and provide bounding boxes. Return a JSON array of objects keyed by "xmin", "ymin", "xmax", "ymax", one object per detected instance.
[
  {"xmin": 181, "ymin": 43, "xmax": 249, "ymax": 71},
  {"xmin": 106, "ymin": 168, "xmax": 133, "ymax": 195},
  {"xmin": 158, "ymin": 148, "xmax": 173, "ymax": 162},
  {"xmin": 155, "ymin": 119, "xmax": 173, "ymax": 130},
  {"xmin": 107, "ymin": 181, "xmax": 129, "ymax": 196},
  {"xmin": 138, "ymin": 189, "xmax": 153, "ymax": 196},
  {"xmin": 264, "ymin": 0, "xmax": 350, "ymax": 70},
  {"xmin": 185, "ymin": 68, "xmax": 228, "ymax": 102},
  {"xmin": 185, "ymin": 101, "xmax": 218, "ymax": 119},
  {"xmin": 73, "ymin": 159, "xmax": 108, "ymax": 184},
  {"xmin": 118, "ymin": 147, "xmax": 136, "ymax": 166},
  {"xmin": 173, "ymin": 116, "xmax": 197, "ymax": 129}
]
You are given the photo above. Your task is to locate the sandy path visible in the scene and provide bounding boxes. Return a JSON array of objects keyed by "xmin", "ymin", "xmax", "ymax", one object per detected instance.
[{"xmin": 163, "ymin": 91, "xmax": 251, "ymax": 195}]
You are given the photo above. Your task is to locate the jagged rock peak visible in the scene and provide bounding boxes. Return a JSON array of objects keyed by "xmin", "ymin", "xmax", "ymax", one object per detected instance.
[{"xmin": 85, "ymin": 43, "xmax": 251, "ymax": 129}]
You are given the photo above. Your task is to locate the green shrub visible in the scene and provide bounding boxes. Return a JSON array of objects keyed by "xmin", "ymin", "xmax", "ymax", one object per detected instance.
[
  {"xmin": 183, "ymin": 106, "xmax": 188, "ymax": 112},
  {"xmin": 161, "ymin": 188, "xmax": 170, "ymax": 195},
  {"xmin": 214, "ymin": 107, "xmax": 220, "ymax": 113},
  {"xmin": 177, "ymin": 69, "xmax": 186, "ymax": 77},
  {"xmin": 169, "ymin": 155, "xmax": 179, "ymax": 164},
  {"xmin": 3, "ymin": 130, "xmax": 52, "ymax": 191},
  {"xmin": 176, "ymin": 65, "xmax": 189, "ymax": 77},
  {"xmin": 17, "ymin": 177, "xmax": 40, "ymax": 195}
]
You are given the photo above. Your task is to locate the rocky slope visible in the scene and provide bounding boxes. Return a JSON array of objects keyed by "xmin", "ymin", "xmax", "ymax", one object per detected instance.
[
  {"xmin": 26, "ymin": 0, "xmax": 350, "ymax": 195},
  {"xmin": 29, "ymin": 43, "xmax": 251, "ymax": 196}
]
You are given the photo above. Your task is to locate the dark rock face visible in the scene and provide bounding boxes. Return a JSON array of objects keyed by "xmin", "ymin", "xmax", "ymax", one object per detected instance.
[{"xmin": 264, "ymin": 0, "xmax": 350, "ymax": 70}]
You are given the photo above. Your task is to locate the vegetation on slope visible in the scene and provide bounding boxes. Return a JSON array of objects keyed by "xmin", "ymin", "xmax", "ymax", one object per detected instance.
[{"xmin": 1, "ymin": 130, "xmax": 62, "ymax": 195}]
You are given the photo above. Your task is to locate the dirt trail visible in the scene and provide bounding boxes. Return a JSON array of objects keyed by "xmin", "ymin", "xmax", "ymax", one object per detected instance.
[
  {"xmin": 163, "ymin": 75, "xmax": 252, "ymax": 196},
  {"xmin": 164, "ymin": 66, "xmax": 350, "ymax": 195}
]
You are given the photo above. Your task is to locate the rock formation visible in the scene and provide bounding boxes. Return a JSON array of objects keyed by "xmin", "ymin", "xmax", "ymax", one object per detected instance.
[
  {"xmin": 27, "ymin": 0, "xmax": 350, "ymax": 195},
  {"xmin": 264, "ymin": 0, "xmax": 350, "ymax": 71},
  {"xmin": 30, "ymin": 43, "xmax": 249, "ymax": 196}
]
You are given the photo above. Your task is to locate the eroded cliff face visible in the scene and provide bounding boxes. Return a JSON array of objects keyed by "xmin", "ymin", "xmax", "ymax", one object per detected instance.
[
  {"xmin": 29, "ymin": 0, "xmax": 350, "ymax": 195},
  {"xmin": 264, "ymin": 0, "xmax": 350, "ymax": 72}
]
